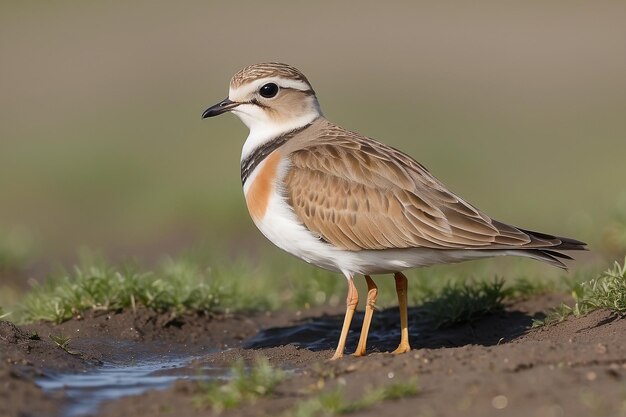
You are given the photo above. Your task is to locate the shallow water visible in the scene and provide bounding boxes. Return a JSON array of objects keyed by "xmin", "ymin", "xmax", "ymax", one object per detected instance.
[
  {"xmin": 33, "ymin": 311, "xmax": 406, "ymax": 417},
  {"xmin": 36, "ymin": 350, "xmax": 212, "ymax": 417}
]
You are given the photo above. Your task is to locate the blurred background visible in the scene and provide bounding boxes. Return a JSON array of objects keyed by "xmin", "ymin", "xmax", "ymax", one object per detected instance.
[{"xmin": 1, "ymin": 2, "xmax": 625, "ymax": 304}]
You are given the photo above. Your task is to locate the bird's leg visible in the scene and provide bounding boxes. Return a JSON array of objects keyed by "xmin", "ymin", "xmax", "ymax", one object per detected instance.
[
  {"xmin": 354, "ymin": 275, "xmax": 378, "ymax": 357},
  {"xmin": 392, "ymin": 272, "xmax": 411, "ymax": 354},
  {"xmin": 331, "ymin": 276, "xmax": 359, "ymax": 360}
]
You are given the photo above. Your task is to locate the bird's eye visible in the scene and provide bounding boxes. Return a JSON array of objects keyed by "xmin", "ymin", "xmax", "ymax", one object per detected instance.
[{"xmin": 259, "ymin": 83, "xmax": 279, "ymax": 98}]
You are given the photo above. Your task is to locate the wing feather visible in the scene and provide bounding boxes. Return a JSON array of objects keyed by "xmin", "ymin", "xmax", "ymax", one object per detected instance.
[{"xmin": 283, "ymin": 122, "xmax": 572, "ymax": 252}]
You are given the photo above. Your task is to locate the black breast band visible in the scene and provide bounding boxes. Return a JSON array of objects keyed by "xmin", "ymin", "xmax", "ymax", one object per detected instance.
[{"xmin": 240, "ymin": 123, "xmax": 313, "ymax": 184}]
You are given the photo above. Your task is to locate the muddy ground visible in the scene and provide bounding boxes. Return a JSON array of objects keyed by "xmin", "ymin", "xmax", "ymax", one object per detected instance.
[{"xmin": 2, "ymin": 294, "xmax": 626, "ymax": 417}]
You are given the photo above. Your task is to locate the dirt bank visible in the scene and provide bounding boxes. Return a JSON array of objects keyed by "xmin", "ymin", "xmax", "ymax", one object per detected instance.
[{"xmin": 2, "ymin": 295, "xmax": 626, "ymax": 417}]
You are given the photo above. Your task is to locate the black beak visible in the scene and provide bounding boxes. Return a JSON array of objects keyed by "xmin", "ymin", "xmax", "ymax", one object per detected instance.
[{"xmin": 202, "ymin": 97, "xmax": 239, "ymax": 118}]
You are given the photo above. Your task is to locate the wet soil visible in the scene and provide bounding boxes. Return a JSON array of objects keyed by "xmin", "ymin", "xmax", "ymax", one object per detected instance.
[{"xmin": 2, "ymin": 295, "xmax": 626, "ymax": 417}]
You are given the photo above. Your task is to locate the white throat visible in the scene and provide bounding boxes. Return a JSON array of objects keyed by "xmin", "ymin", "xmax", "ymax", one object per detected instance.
[{"xmin": 236, "ymin": 108, "xmax": 320, "ymax": 161}]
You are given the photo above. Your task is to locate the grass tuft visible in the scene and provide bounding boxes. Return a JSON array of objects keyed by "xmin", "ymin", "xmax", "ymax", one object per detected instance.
[
  {"xmin": 534, "ymin": 258, "xmax": 626, "ymax": 327},
  {"xmin": 575, "ymin": 257, "xmax": 626, "ymax": 313},
  {"xmin": 17, "ymin": 256, "xmax": 280, "ymax": 324},
  {"xmin": 196, "ymin": 357, "xmax": 284, "ymax": 413},
  {"xmin": 16, "ymin": 250, "xmax": 353, "ymax": 324},
  {"xmin": 291, "ymin": 380, "xmax": 419, "ymax": 417},
  {"xmin": 418, "ymin": 278, "xmax": 506, "ymax": 328},
  {"xmin": 49, "ymin": 333, "xmax": 80, "ymax": 355}
]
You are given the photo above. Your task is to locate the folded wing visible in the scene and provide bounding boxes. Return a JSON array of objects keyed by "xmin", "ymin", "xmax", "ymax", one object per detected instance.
[{"xmin": 283, "ymin": 125, "xmax": 584, "ymax": 255}]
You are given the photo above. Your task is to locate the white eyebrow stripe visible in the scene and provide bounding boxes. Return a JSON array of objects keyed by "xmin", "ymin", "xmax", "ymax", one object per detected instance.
[{"xmin": 229, "ymin": 77, "xmax": 311, "ymax": 102}]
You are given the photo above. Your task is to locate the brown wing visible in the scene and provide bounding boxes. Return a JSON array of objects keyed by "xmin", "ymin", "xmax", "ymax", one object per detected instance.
[{"xmin": 283, "ymin": 124, "xmax": 560, "ymax": 251}]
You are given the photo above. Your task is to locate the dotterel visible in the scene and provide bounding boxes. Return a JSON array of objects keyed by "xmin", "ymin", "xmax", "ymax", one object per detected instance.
[{"xmin": 202, "ymin": 62, "xmax": 586, "ymax": 360}]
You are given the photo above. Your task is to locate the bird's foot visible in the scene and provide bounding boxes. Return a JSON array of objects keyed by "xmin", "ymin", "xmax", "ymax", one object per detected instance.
[
  {"xmin": 353, "ymin": 348, "xmax": 367, "ymax": 357},
  {"xmin": 330, "ymin": 351, "xmax": 344, "ymax": 361},
  {"xmin": 391, "ymin": 343, "xmax": 411, "ymax": 355}
]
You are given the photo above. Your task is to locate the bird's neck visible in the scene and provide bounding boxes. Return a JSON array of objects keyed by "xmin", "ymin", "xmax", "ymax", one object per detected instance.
[
  {"xmin": 239, "ymin": 119, "xmax": 317, "ymax": 187},
  {"xmin": 240, "ymin": 113, "xmax": 320, "ymax": 161}
]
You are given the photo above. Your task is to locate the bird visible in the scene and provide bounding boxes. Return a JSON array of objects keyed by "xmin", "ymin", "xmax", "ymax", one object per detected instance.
[{"xmin": 202, "ymin": 62, "xmax": 587, "ymax": 360}]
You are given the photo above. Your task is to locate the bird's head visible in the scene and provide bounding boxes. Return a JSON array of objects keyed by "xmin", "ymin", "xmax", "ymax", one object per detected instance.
[{"xmin": 202, "ymin": 63, "xmax": 322, "ymax": 137}]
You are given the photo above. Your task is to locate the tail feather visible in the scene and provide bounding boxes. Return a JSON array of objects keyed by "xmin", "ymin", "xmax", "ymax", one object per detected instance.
[
  {"xmin": 540, "ymin": 249, "xmax": 575, "ymax": 260},
  {"xmin": 520, "ymin": 228, "xmax": 588, "ymax": 250},
  {"xmin": 504, "ymin": 229, "xmax": 587, "ymax": 270},
  {"xmin": 517, "ymin": 249, "xmax": 569, "ymax": 269},
  {"xmin": 488, "ymin": 228, "xmax": 587, "ymax": 269}
]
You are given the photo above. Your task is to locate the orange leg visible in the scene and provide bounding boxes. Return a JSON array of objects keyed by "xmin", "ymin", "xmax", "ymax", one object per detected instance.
[
  {"xmin": 331, "ymin": 276, "xmax": 359, "ymax": 360},
  {"xmin": 392, "ymin": 272, "xmax": 411, "ymax": 354},
  {"xmin": 354, "ymin": 275, "xmax": 378, "ymax": 357}
]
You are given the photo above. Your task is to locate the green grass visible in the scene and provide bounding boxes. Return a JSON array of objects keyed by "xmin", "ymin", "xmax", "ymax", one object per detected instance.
[
  {"xmin": 416, "ymin": 274, "xmax": 565, "ymax": 329},
  {"xmin": 534, "ymin": 258, "xmax": 626, "ymax": 327},
  {"xmin": 17, "ymin": 255, "xmax": 282, "ymax": 324},
  {"xmin": 49, "ymin": 333, "xmax": 80, "ymax": 355},
  {"xmin": 12, "ymin": 250, "xmax": 357, "ymax": 323},
  {"xmin": 12, "ymin": 252, "xmax": 547, "ymax": 324},
  {"xmin": 418, "ymin": 278, "xmax": 506, "ymax": 328},
  {"xmin": 196, "ymin": 357, "xmax": 285, "ymax": 413},
  {"xmin": 290, "ymin": 380, "xmax": 419, "ymax": 417},
  {"xmin": 194, "ymin": 357, "xmax": 417, "ymax": 416},
  {"xmin": 11, "ymin": 246, "xmax": 595, "ymax": 326}
]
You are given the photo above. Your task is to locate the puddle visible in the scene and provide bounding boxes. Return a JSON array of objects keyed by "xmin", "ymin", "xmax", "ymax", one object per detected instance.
[
  {"xmin": 33, "ymin": 313, "xmax": 410, "ymax": 417},
  {"xmin": 36, "ymin": 341, "xmax": 219, "ymax": 417}
]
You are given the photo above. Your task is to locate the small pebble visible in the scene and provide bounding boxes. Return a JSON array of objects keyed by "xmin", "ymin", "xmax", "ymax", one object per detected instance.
[
  {"xmin": 491, "ymin": 395, "xmax": 508, "ymax": 409},
  {"xmin": 387, "ymin": 371, "xmax": 394, "ymax": 379},
  {"xmin": 595, "ymin": 343, "xmax": 607, "ymax": 355},
  {"xmin": 586, "ymin": 371, "xmax": 597, "ymax": 381}
]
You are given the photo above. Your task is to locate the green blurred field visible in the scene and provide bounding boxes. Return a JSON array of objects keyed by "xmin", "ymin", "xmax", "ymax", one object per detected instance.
[{"xmin": 1, "ymin": 2, "xmax": 626, "ymax": 307}]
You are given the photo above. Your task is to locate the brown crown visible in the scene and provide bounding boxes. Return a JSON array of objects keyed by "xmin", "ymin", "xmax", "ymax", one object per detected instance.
[{"xmin": 230, "ymin": 62, "xmax": 312, "ymax": 89}]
